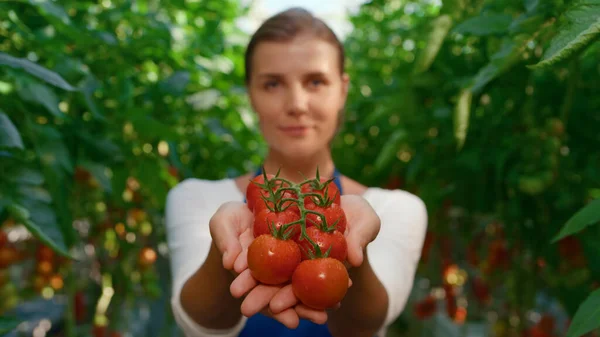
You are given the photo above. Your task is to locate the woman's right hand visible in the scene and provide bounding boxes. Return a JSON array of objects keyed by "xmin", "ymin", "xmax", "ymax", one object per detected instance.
[{"xmin": 208, "ymin": 201, "xmax": 329, "ymax": 329}]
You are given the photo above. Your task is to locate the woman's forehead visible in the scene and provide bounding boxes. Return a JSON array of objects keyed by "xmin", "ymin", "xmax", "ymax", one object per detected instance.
[{"xmin": 251, "ymin": 37, "xmax": 339, "ymax": 76}]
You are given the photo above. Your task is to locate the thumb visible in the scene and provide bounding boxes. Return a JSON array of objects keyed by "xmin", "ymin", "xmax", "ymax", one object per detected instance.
[
  {"xmin": 345, "ymin": 229, "xmax": 367, "ymax": 268},
  {"xmin": 210, "ymin": 201, "xmax": 253, "ymax": 270}
]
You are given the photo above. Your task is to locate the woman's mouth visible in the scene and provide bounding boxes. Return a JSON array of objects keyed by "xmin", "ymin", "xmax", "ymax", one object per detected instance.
[{"xmin": 280, "ymin": 126, "xmax": 309, "ymax": 137}]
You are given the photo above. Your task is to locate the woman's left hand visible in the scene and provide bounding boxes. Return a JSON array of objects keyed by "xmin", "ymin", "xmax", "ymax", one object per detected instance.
[
  {"xmin": 338, "ymin": 194, "xmax": 381, "ymax": 268},
  {"xmin": 229, "ymin": 194, "xmax": 381, "ymax": 325}
]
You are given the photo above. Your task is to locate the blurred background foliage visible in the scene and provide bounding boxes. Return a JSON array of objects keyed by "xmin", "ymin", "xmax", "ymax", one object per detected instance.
[{"xmin": 0, "ymin": 0, "xmax": 599, "ymax": 336}]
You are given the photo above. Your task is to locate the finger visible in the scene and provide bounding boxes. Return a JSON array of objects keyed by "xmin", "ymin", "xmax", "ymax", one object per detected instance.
[
  {"xmin": 295, "ymin": 304, "xmax": 328, "ymax": 325},
  {"xmin": 260, "ymin": 307, "xmax": 300, "ymax": 329},
  {"xmin": 344, "ymin": 231, "xmax": 366, "ymax": 267},
  {"xmin": 269, "ymin": 284, "xmax": 298, "ymax": 314},
  {"xmin": 209, "ymin": 202, "xmax": 252, "ymax": 270},
  {"xmin": 233, "ymin": 230, "xmax": 254, "ymax": 273},
  {"xmin": 230, "ymin": 269, "xmax": 257, "ymax": 298},
  {"xmin": 240, "ymin": 285, "xmax": 280, "ymax": 317},
  {"xmin": 233, "ymin": 247, "xmax": 248, "ymax": 274}
]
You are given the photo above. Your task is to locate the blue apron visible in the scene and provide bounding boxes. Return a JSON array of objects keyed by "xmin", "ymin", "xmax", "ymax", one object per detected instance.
[{"xmin": 239, "ymin": 167, "xmax": 343, "ymax": 337}]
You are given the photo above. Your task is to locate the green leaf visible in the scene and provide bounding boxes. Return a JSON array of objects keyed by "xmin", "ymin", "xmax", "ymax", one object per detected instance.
[
  {"xmin": 6, "ymin": 203, "xmax": 70, "ymax": 257},
  {"xmin": 18, "ymin": 185, "xmax": 53, "ymax": 204},
  {"xmin": 80, "ymin": 161, "xmax": 112, "ymax": 193},
  {"xmin": 509, "ymin": 13, "xmax": 546, "ymax": 35},
  {"xmin": 553, "ymin": 198, "xmax": 600, "ymax": 242},
  {"xmin": 161, "ymin": 70, "xmax": 191, "ymax": 95},
  {"xmin": 529, "ymin": 0, "xmax": 600, "ymax": 69},
  {"xmin": 28, "ymin": 0, "xmax": 71, "ymax": 25},
  {"xmin": 0, "ymin": 316, "xmax": 21, "ymax": 334},
  {"xmin": 565, "ymin": 288, "xmax": 600, "ymax": 337},
  {"xmin": 0, "ymin": 52, "xmax": 76, "ymax": 91},
  {"xmin": 9, "ymin": 168, "xmax": 45, "ymax": 185},
  {"xmin": 471, "ymin": 34, "xmax": 534, "ymax": 92},
  {"xmin": 80, "ymin": 74, "xmax": 104, "ymax": 120},
  {"xmin": 18, "ymin": 82, "xmax": 62, "ymax": 117},
  {"xmin": 452, "ymin": 13, "xmax": 513, "ymax": 36},
  {"xmin": 30, "ymin": 124, "xmax": 73, "ymax": 173},
  {"xmin": 373, "ymin": 130, "xmax": 407, "ymax": 173},
  {"xmin": 525, "ymin": 0, "xmax": 539, "ymax": 12},
  {"xmin": 131, "ymin": 115, "xmax": 178, "ymax": 141},
  {"xmin": 454, "ymin": 87, "xmax": 473, "ymax": 150},
  {"xmin": 414, "ymin": 14, "xmax": 453, "ymax": 73},
  {"xmin": 0, "ymin": 110, "xmax": 24, "ymax": 150}
]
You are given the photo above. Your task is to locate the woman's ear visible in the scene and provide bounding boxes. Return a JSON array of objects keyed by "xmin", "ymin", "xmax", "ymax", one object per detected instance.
[{"xmin": 340, "ymin": 73, "xmax": 350, "ymax": 106}]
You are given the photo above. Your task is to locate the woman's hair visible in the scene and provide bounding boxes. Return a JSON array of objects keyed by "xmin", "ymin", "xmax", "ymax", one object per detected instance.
[{"xmin": 244, "ymin": 7, "xmax": 346, "ymax": 83}]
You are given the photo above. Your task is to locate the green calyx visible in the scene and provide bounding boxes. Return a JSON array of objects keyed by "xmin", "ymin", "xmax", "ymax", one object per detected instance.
[
  {"xmin": 259, "ymin": 166, "xmax": 335, "ymax": 256},
  {"xmin": 269, "ymin": 220, "xmax": 296, "ymax": 240}
]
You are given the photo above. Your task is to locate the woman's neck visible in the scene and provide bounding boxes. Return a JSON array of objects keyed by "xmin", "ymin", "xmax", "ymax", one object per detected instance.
[{"xmin": 262, "ymin": 149, "xmax": 336, "ymax": 183}]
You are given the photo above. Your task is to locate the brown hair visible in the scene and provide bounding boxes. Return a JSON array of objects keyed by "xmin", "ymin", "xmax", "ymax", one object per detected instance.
[{"xmin": 244, "ymin": 7, "xmax": 346, "ymax": 84}]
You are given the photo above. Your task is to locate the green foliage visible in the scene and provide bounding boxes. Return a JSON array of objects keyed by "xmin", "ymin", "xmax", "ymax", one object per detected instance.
[
  {"xmin": 1, "ymin": 0, "xmax": 599, "ymax": 335},
  {"xmin": 553, "ymin": 198, "xmax": 600, "ymax": 242},
  {"xmin": 0, "ymin": 0, "xmax": 258, "ymax": 334},
  {"xmin": 565, "ymin": 288, "xmax": 600, "ymax": 337},
  {"xmin": 0, "ymin": 316, "xmax": 20, "ymax": 334},
  {"xmin": 340, "ymin": 0, "xmax": 600, "ymax": 333},
  {"xmin": 530, "ymin": 0, "xmax": 600, "ymax": 69}
]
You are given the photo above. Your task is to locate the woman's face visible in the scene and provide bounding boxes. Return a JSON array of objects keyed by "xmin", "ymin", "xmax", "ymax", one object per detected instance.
[{"xmin": 247, "ymin": 35, "xmax": 349, "ymax": 159}]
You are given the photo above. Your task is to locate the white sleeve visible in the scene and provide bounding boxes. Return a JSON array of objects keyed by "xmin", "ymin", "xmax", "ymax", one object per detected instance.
[
  {"xmin": 365, "ymin": 189, "xmax": 428, "ymax": 336},
  {"xmin": 165, "ymin": 179, "xmax": 247, "ymax": 337}
]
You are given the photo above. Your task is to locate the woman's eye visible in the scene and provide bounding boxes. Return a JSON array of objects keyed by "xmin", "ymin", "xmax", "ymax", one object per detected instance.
[
  {"xmin": 265, "ymin": 81, "xmax": 279, "ymax": 89},
  {"xmin": 311, "ymin": 79, "xmax": 324, "ymax": 86}
]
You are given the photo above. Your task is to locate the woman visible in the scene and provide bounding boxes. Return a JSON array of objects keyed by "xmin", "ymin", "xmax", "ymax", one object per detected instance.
[{"xmin": 165, "ymin": 7, "xmax": 428, "ymax": 337}]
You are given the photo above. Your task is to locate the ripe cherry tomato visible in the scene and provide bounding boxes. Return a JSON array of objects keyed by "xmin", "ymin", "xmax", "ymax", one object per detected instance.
[
  {"xmin": 301, "ymin": 177, "xmax": 341, "ymax": 207},
  {"xmin": 297, "ymin": 226, "xmax": 347, "ymax": 262},
  {"xmin": 0, "ymin": 231, "xmax": 7, "ymax": 247},
  {"xmin": 0, "ymin": 246, "xmax": 19, "ymax": 268},
  {"xmin": 36, "ymin": 245, "xmax": 55, "ymax": 262},
  {"xmin": 305, "ymin": 202, "xmax": 347, "ymax": 234},
  {"xmin": 292, "ymin": 257, "xmax": 349, "ymax": 310},
  {"xmin": 247, "ymin": 234, "xmax": 301, "ymax": 285},
  {"xmin": 246, "ymin": 174, "xmax": 276, "ymax": 212},
  {"xmin": 253, "ymin": 208, "xmax": 301, "ymax": 241}
]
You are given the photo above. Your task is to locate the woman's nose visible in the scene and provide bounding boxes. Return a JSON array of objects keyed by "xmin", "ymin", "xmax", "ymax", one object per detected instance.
[{"xmin": 285, "ymin": 85, "xmax": 309, "ymax": 116}]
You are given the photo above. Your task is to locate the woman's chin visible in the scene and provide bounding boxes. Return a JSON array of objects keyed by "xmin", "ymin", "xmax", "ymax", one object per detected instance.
[{"xmin": 275, "ymin": 143, "xmax": 323, "ymax": 160}]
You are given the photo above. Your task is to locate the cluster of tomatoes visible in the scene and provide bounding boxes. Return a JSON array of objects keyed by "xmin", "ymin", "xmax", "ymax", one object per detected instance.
[{"xmin": 245, "ymin": 171, "xmax": 350, "ymax": 311}]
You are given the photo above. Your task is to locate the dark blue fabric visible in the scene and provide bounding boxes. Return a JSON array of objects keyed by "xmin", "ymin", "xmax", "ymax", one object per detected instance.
[{"xmin": 239, "ymin": 167, "xmax": 343, "ymax": 337}]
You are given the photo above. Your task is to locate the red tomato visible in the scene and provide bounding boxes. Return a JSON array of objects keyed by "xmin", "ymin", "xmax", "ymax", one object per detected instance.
[
  {"xmin": 247, "ymin": 234, "xmax": 301, "ymax": 285},
  {"xmin": 253, "ymin": 208, "xmax": 302, "ymax": 241},
  {"xmin": 0, "ymin": 231, "xmax": 7, "ymax": 247},
  {"xmin": 0, "ymin": 246, "xmax": 20, "ymax": 268},
  {"xmin": 297, "ymin": 226, "xmax": 347, "ymax": 262},
  {"xmin": 36, "ymin": 245, "xmax": 55, "ymax": 262},
  {"xmin": 301, "ymin": 177, "xmax": 341, "ymax": 207},
  {"xmin": 246, "ymin": 174, "xmax": 276, "ymax": 212},
  {"xmin": 292, "ymin": 257, "xmax": 349, "ymax": 310},
  {"xmin": 305, "ymin": 202, "xmax": 347, "ymax": 234}
]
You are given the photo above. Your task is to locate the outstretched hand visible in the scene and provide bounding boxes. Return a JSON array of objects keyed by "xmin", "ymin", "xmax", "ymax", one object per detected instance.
[
  {"xmin": 216, "ymin": 194, "xmax": 381, "ymax": 329},
  {"xmin": 209, "ymin": 201, "xmax": 329, "ymax": 329}
]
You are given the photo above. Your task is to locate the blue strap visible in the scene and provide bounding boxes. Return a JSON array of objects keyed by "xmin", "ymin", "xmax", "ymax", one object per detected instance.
[{"xmin": 239, "ymin": 167, "xmax": 343, "ymax": 337}]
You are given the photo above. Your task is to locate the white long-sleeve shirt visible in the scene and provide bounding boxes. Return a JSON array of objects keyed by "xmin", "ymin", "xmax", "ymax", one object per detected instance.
[{"xmin": 165, "ymin": 178, "xmax": 428, "ymax": 337}]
